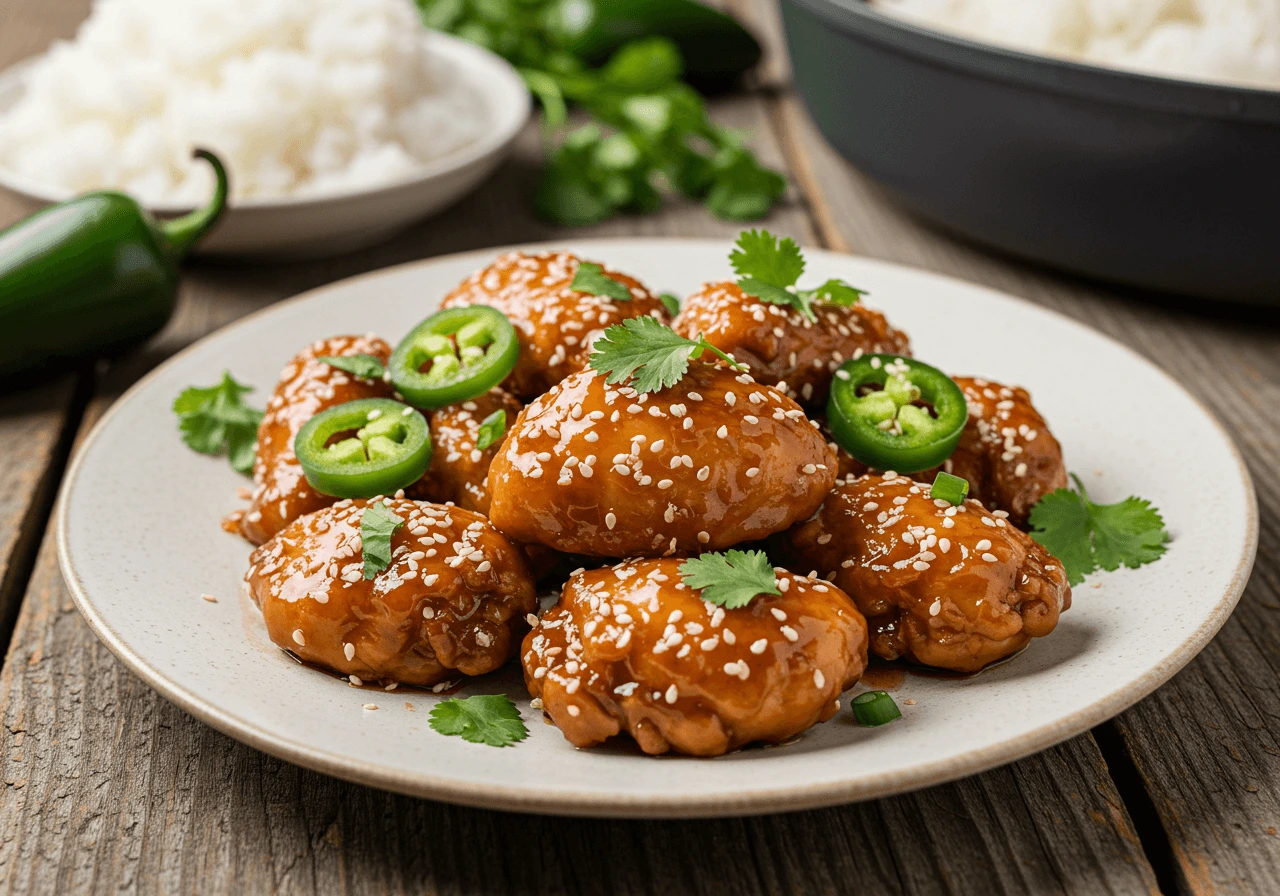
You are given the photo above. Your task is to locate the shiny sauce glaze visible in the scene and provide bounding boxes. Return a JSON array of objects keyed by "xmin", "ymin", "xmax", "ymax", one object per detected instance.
[
  {"xmin": 442, "ymin": 251, "xmax": 669, "ymax": 398},
  {"xmin": 237, "ymin": 334, "xmax": 392, "ymax": 545},
  {"xmin": 673, "ymin": 281, "xmax": 910, "ymax": 407},
  {"xmin": 245, "ymin": 497, "xmax": 537, "ymax": 687},
  {"xmin": 409, "ymin": 387, "xmax": 523, "ymax": 515},
  {"xmin": 487, "ymin": 363, "xmax": 837, "ymax": 557},
  {"xmin": 523, "ymin": 558, "xmax": 869, "ymax": 756},
  {"xmin": 781, "ymin": 473, "xmax": 1070, "ymax": 673}
]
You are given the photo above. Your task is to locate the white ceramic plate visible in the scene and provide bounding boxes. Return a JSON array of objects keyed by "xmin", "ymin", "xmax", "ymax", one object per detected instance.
[
  {"xmin": 0, "ymin": 32, "xmax": 529, "ymax": 258},
  {"xmin": 57, "ymin": 240, "xmax": 1258, "ymax": 817}
]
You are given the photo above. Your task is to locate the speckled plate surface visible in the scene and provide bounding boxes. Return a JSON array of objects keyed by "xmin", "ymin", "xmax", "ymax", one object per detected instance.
[{"xmin": 56, "ymin": 240, "xmax": 1258, "ymax": 818}]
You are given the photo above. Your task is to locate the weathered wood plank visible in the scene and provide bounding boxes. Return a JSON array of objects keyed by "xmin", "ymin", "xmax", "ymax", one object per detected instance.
[{"xmin": 767, "ymin": 54, "xmax": 1280, "ymax": 896}]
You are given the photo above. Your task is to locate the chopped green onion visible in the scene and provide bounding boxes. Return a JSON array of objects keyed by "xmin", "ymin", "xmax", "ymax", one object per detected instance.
[
  {"xmin": 851, "ymin": 690, "xmax": 902, "ymax": 727},
  {"xmin": 929, "ymin": 471, "xmax": 970, "ymax": 506}
]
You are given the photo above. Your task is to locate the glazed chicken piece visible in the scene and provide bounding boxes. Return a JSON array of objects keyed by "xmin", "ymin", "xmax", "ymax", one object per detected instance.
[
  {"xmin": 409, "ymin": 387, "xmax": 523, "ymax": 515},
  {"xmin": 441, "ymin": 251, "xmax": 669, "ymax": 398},
  {"xmin": 672, "ymin": 282, "xmax": 910, "ymax": 407},
  {"xmin": 821, "ymin": 376, "xmax": 1066, "ymax": 529},
  {"xmin": 237, "ymin": 334, "xmax": 393, "ymax": 545},
  {"xmin": 942, "ymin": 377, "xmax": 1067, "ymax": 528},
  {"xmin": 487, "ymin": 364, "xmax": 837, "ymax": 557},
  {"xmin": 246, "ymin": 498, "xmax": 537, "ymax": 687},
  {"xmin": 524, "ymin": 558, "xmax": 869, "ymax": 756},
  {"xmin": 782, "ymin": 473, "xmax": 1070, "ymax": 673}
]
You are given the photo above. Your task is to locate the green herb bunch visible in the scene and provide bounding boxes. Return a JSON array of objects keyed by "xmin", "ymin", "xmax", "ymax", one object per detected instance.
[{"xmin": 416, "ymin": 0, "xmax": 786, "ymax": 225}]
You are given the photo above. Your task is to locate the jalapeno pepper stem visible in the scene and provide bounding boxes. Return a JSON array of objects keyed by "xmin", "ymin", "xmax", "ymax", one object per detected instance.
[{"xmin": 161, "ymin": 149, "xmax": 229, "ymax": 261}]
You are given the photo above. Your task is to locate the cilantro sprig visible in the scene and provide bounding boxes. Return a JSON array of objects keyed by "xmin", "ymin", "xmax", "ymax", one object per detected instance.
[
  {"xmin": 571, "ymin": 262, "xmax": 632, "ymax": 302},
  {"xmin": 360, "ymin": 502, "xmax": 405, "ymax": 580},
  {"xmin": 587, "ymin": 316, "xmax": 741, "ymax": 393},
  {"xmin": 429, "ymin": 695, "xmax": 529, "ymax": 747},
  {"xmin": 475, "ymin": 409, "xmax": 507, "ymax": 451},
  {"xmin": 173, "ymin": 372, "xmax": 264, "ymax": 475},
  {"xmin": 320, "ymin": 354, "xmax": 386, "ymax": 381},
  {"xmin": 417, "ymin": 0, "xmax": 786, "ymax": 226},
  {"xmin": 679, "ymin": 549, "xmax": 780, "ymax": 609},
  {"xmin": 730, "ymin": 230, "xmax": 868, "ymax": 322},
  {"xmin": 1029, "ymin": 474, "xmax": 1170, "ymax": 586}
]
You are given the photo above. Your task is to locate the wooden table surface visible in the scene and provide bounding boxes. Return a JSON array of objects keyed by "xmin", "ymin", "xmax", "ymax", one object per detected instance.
[{"xmin": 1, "ymin": 1, "xmax": 1277, "ymax": 893}]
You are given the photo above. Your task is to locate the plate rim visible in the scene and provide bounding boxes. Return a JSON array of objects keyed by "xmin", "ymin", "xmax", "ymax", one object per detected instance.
[{"xmin": 55, "ymin": 238, "xmax": 1260, "ymax": 818}]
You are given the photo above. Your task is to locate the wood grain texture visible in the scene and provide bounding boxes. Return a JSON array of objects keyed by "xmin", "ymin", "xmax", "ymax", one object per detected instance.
[
  {"xmin": 0, "ymin": 0, "xmax": 1229, "ymax": 891},
  {"xmin": 764, "ymin": 52, "xmax": 1280, "ymax": 896}
]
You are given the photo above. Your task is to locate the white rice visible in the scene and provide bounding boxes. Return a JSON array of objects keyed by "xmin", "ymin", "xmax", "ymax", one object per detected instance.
[
  {"xmin": 872, "ymin": 0, "xmax": 1280, "ymax": 90},
  {"xmin": 0, "ymin": 0, "xmax": 487, "ymax": 204}
]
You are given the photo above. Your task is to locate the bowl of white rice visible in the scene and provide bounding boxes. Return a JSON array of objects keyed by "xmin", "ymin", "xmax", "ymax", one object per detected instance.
[
  {"xmin": 0, "ymin": 0, "xmax": 530, "ymax": 257},
  {"xmin": 778, "ymin": 0, "xmax": 1280, "ymax": 303}
]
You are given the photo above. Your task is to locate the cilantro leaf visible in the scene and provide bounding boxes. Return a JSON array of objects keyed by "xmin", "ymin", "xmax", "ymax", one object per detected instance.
[
  {"xmin": 360, "ymin": 502, "xmax": 405, "ymax": 580},
  {"xmin": 729, "ymin": 229, "xmax": 805, "ymax": 288},
  {"xmin": 429, "ymin": 694, "xmax": 529, "ymax": 747},
  {"xmin": 571, "ymin": 262, "xmax": 632, "ymax": 302},
  {"xmin": 587, "ymin": 316, "xmax": 740, "ymax": 394},
  {"xmin": 475, "ymin": 409, "xmax": 506, "ymax": 451},
  {"xmin": 319, "ymin": 354, "xmax": 387, "ymax": 381},
  {"xmin": 729, "ymin": 230, "xmax": 869, "ymax": 323},
  {"xmin": 659, "ymin": 293, "xmax": 681, "ymax": 316},
  {"xmin": 173, "ymin": 372, "xmax": 264, "ymax": 476},
  {"xmin": 797, "ymin": 279, "xmax": 867, "ymax": 308},
  {"xmin": 1029, "ymin": 474, "xmax": 1169, "ymax": 586},
  {"xmin": 679, "ymin": 549, "xmax": 781, "ymax": 609}
]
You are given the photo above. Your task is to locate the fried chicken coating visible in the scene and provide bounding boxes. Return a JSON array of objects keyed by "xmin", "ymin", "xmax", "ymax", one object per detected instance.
[
  {"xmin": 781, "ymin": 474, "xmax": 1070, "ymax": 673},
  {"xmin": 820, "ymin": 377, "xmax": 1066, "ymax": 527},
  {"xmin": 487, "ymin": 364, "xmax": 837, "ymax": 557},
  {"xmin": 237, "ymin": 334, "xmax": 393, "ymax": 545},
  {"xmin": 246, "ymin": 498, "xmax": 537, "ymax": 687},
  {"xmin": 409, "ymin": 387, "xmax": 523, "ymax": 515},
  {"xmin": 943, "ymin": 377, "xmax": 1067, "ymax": 528},
  {"xmin": 672, "ymin": 282, "xmax": 910, "ymax": 407},
  {"xmin": 523, "ymin": 558, "xmax": 869, "ymax": 756},
  {"xmin": 441, "ymin": 251, "xmax": 668, "ymax": 398}
]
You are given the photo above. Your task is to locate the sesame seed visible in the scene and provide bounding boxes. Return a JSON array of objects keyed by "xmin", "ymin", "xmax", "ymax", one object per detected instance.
[
  {"xmin": 651, "ymin": 440, "xmax": 665, "ymax": 452},
  {"xmin": 746, "ymin": 467, "xmax": 760, "ymax": 478},
  {"xmin": 813, "ymin": 670, "xmax": 825, "ymax": 688},
  {"xmin": 605, "ymin": 512, "xmax": 617, "ymax": 530},
  {"xmin": 200, "ymin": 593, "xmax": 217, "ymax": 603},
  {"xmin": 802, "ymin": 464, "xmax": 817, "ymax": 474},
  {"xmin": 750, "ymin": 639, "xmax": 768, "ymax": 654},
  {"xmin": 929, "ymin": 598, "xmax": 942, "ymax": 616},
  {"xmin": 343, "ymin": 643, "xmax": 355, "ymax": 661},
  {"xmin": 780, "ymin": 626, "xmax": 798, "ymax": 642},
  {"xmin": 567, "ymin": 705, "xmax": 581, "ymax": 717},
  {"xmin": 349, "ymin": 674, "xmax": 363, "ymax": 686},
  {"xmin": 717, "ymin": 425, "xmax": 728, "ymax": 438},
  {"xmin": 292, "ymin": 630, "xmax": 305, "ymax": 646},
  {"xmin": 771, "ymin": 608, "xmax": 787, "ymax": 621},
  {"xmin": 982, "ymin": 552, "xmax": 999, "ymax": 563},
  {"xmin": 363, "ymin": 703, "xmax": 378, "ymax": 711},
  {"xmin": 657, "ymin": 479, "xmax": 674, "ymax": 490},
  {"xmin": 976, "ymin": 539, "xmax": 992, "ymax": 551},
  {"xmin": 665, "ymin": 684, "xmax": 679, "ymax": 704}
]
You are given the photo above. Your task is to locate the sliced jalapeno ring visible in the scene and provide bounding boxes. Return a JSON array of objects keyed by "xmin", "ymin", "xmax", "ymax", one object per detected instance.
[
  {"xmin": 294, "ymin": 398, "xmax": 432, "ymax": 499},
  {"xmin": 389, "ymin": 306, "xmax": 519, "ymax": 409},
  {"xmin": 827, "ymin": 354, "xmax": 968, "ymax": 474}
]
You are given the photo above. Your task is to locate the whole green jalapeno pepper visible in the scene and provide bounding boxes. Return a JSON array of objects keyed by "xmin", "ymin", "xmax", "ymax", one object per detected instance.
[{"xmin": 0, "ymin": 149, "xmax": 228, "ymax": 380}]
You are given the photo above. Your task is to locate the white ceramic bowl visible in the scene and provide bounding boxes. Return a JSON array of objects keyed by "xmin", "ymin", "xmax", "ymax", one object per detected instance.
[{"xmin": 0, "ymin": 31, "xmax": 529, "ymax": 258}]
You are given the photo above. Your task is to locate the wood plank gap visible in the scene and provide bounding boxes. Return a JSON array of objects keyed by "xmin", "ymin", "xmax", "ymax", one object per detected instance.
[
  {"xmin": 1092, "ymin": 721, "xmax": 1184, "ymax": 896},
  {"xmin": 0, "ymin": 368, "xmax": 94, "ymax": 664}
]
